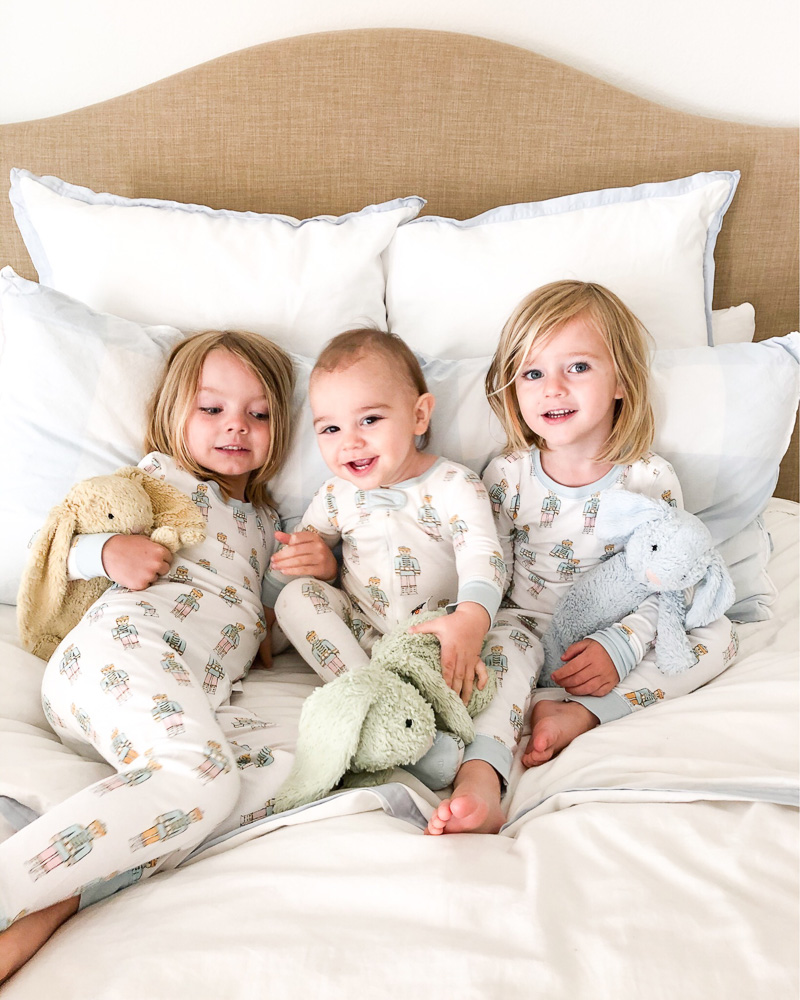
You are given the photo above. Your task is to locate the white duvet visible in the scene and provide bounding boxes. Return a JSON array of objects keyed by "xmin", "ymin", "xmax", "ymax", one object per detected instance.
[{"xmin": 1, "ymin": 500, "xmax": 797, "ymax": 999}]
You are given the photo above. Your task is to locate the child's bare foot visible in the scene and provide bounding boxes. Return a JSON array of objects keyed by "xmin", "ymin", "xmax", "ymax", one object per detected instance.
[
  {"xmin": 425, "ymin": 759, "xmax": 505, "ymax": 835},
  {"xmin": 0, "ymin": 896, "xmax": 79, "ymax": 984},
  {"xmin": 521, "ymin": 700, "xmax": 598, "ymax": 767}
]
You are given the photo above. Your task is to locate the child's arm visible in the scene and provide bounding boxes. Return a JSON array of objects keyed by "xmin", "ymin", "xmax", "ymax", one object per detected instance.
[
  {"xmin": 553, "ymin": 461, "xmax": 686, "ymax": 696},
  {"xmin": 270, "ymin": 529, "xmax": 338, "ymax": 582},
  {"xmin": 409, "ymin": 602, "xmax": 490, "ymax": 704},
  {"xmin": 549, "ymin": 638, "xmax": 619, "ymax": 695},
  {"xmin": 410, "ymin": 464, "xmax": 506, "ymax": 703},
  {"xmin": 68, "ymin": 533, "xmax": 173, "ymax": 590}
]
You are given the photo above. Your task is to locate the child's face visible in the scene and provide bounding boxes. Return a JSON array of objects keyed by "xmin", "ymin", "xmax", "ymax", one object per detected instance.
[
  {"xmin": 514, "ymin": 315, "xmax": 623, "ymax": 460},
  {"xmin": 184, "ymin": 349, "xmax": 272, "ymax": 500},
  {"xmin": 310, "ymin": 354, "xmax": 434, "ymax": 489}
]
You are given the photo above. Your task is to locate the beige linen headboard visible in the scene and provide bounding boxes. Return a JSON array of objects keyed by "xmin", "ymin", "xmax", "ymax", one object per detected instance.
[{"xmin": 1, "ymin": 29, "xmax": 797, "ymax": 496}]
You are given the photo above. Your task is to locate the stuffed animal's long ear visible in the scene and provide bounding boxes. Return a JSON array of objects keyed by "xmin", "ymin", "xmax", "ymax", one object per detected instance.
[
  {"xmin": 685, "ymin": 550, "xmax": 736, "ymax": 630},
  {"xmin": 273, "ymin": 669, "xmax": 384, "ymax": 812},
  {"xmin": 17, "ymin": 503, "xmax": 77, "ymax": 650},
  {"xmin": 389, "ymin": 653, "xmax": 475, "ymax": 744},
  {"xmin": 372, "ymin": 619, "xmax": 476, "ymax": 742},
  {"xmin": 115, "ymin": 466, "xmax": 205, "ymax": 543},
  {"xmin": 594, "ymin": 490, "xmax": 669, "ymax": 545}
]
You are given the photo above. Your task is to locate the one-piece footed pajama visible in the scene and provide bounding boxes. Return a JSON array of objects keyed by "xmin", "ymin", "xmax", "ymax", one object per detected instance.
[
  {"xmin": 274, "ymin": 458, "xmax": 535, "ymax": 783},
  {"xmin": 0, "ymin": 452, "xmax": 292, "ymax": 929}
]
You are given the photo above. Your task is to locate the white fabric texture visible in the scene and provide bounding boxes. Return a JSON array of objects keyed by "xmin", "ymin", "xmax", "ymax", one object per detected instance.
[
  {"xmin": 383, "ymin": 171, "xmax": 739, "ymax": 356},
  {"xmin": 9, "ymin": 170, "xmax": 423, "ymax": 357},
  {"xmin": 0, "ymin": 499, "xmax": 796, "ymax": 999}
]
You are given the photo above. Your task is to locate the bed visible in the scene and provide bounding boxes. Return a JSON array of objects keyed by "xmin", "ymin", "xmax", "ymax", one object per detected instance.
[{"xmin": 0, "ymin": 29, "xmax": 797, "ymax": 998}]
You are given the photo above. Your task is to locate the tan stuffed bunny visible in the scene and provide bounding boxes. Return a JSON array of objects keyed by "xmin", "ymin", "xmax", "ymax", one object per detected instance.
[{"xmin": 17, "ymin": 467, "xmax": 207, "ymax": 660}]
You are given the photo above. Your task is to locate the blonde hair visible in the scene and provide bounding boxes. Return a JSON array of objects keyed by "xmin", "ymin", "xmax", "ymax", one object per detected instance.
[
  {"xmin": 311, "ymin": 328, "xmax": 432, "ymax": 449},
  {"xmin": 144, "ymin": 330, "xmax": 295, "ymax": 507},
  {"xmin": 485, "ymin": 281, "xmax": 654, "ymax": 464}
]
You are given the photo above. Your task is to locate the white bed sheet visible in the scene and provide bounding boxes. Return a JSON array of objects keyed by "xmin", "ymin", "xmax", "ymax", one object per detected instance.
[{"xmin": 1, "ymin": 499, "xmax": 797, "ymax": 999}]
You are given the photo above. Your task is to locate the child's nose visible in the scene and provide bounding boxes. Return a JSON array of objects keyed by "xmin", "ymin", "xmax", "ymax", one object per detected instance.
[
  {"xmin": 342, "ymin": 427, "xmax": 365, "ymax": 449},
  {"xmin": 543, "ymin": 373, "xmax": 566, "ymax": 395},
  {"xmin": 228, "ymin": 412, "xmax": 248, "ymax": 432}
]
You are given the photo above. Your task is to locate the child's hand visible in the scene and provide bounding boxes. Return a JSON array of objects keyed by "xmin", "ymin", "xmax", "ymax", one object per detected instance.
[
  {"xmin": 550, "ymin": 639, "xmax": 618, "ymax": 696},
  {"xmin": 409, "ymin": 602, "xmax": 490, "ymax": 705},
  {"xmin": 101, "ymin": 534, "xmax": 173, "ymax": 590},
  {"xmin": 270, "ymin": 530, "xmax": 338, "ymax": 581}
]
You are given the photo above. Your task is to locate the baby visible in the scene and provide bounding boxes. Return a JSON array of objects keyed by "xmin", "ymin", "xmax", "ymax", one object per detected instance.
[{"xmin": 273, "ymin": 329, "xmax": 508, "ymax": 791}]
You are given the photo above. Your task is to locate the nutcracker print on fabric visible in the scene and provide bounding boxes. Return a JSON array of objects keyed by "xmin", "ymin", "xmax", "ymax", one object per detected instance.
[
  {"xmin": 426, "ymin": 280, "xmax": 739, "ymax": 842},
  {"xmin": 273, "ymin": 328, "xmax": 509, "ymax": 842},
  {"xmin": 0, "ymin": 329, "xmax": 305, "ymax": 976}
]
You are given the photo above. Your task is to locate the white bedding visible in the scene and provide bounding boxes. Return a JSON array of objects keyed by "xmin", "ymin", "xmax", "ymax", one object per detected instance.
[{"xmin": 1, "ymin": 499, "xmax": 797, "ymax": 999}]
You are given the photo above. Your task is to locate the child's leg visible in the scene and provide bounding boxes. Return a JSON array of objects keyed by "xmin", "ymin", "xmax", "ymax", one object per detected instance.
[
  {"xmin": 211, "ymin": 704, "xmax": 296, "ymax": 833},
  {"xmin": 427, "ymin": 613, "xmax": 542, "ymax": 835},
  {"xmin": 524, "ymin": 616, "xmax": 739, "ymax": 765},
  {"xmin": 0, "ymin": 651, "xmax": 242, "ymax": 935},
  {"xmin": 274, "ymin": 578, "xmax": 376, "ymax": 680}
]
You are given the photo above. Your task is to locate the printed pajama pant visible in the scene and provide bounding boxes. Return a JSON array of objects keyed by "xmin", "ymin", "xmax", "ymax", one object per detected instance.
[{"xmin": 0, "ymin": 645, "xmax": 292, "ymax": 930}]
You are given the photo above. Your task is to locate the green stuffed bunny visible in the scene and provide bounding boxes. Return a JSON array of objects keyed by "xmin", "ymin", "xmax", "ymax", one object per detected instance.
[{"xmin": 274, "ymin": 610, "xmax": 497, "ymax": 812}]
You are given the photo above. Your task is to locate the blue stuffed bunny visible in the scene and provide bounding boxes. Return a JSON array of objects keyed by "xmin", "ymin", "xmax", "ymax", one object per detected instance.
[{"xmin": 541, "ymin": 490, "xmax": 736, "ymax": 680}]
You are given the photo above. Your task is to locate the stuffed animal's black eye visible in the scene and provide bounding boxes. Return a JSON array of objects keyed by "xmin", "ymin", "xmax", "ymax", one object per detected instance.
[
  {"xmin": 108, "ymin": 513, "xmax": 115, "ymax": 520},
  {"xmin": 405, "ymin": 719, "xmax": 413, "ymax": 728},
  {"xmin": 651, "ymin": 544, "xmax": 658, "ymax": 551}
]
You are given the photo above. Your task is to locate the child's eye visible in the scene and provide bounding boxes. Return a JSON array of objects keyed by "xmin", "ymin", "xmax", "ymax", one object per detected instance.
[
  {"xmin": 362, "ymin": 415, "xmax": 382, "ymax": 426},
  {"xmin": 319, "ymin": 425, "xmax": 339, "ymax": 435},
  {"xmin": 200, "ymin": 407, "xmax": 221, "ymax": 414},
  {"xmin": 251, "ymin": 411, "xmax": 270, "ymax": 421},
  {"xmin": 568, "ymin": 362, "xmax": 590, "ymax": 374},
  {"xmin": 521, "ymin": 369, "xmax": 543, "ymax": 381}
]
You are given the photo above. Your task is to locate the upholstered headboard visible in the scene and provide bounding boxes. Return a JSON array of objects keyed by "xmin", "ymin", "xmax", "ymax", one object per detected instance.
[{"xmin": 1, "ymin": 29, "xmax": 797, "ymax": 495}]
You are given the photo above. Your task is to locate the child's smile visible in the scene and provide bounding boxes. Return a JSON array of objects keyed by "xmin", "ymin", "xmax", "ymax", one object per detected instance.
[
  {"xmin": 310, "ymin": 354, "xmax": 435, "ymax": 490},
  {"xmin": 515, "ymin": 315, "xmax": 623, "ymax": 468},
  {"xmin": 184, "ymin": 349, "xmax": 272, "ymax": 500}
]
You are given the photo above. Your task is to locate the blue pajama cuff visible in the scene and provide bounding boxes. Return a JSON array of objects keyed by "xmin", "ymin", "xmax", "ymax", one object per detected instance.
[
  {"xmin": 566, "ymin": 690, "xmax": 633, "ymax": 724},
  {"xmin": 462, "ymin": 733, "xmax": 513, "ymax": 785},
  {"xmin": 588, "ymin": 626, "xmax": 638, "ymax": 681}
]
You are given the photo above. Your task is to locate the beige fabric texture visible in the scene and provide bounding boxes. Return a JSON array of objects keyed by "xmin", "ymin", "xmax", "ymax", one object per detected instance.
[{"xmin": 0, "ymin": 29, "xmax": 796, "ymax": 496}]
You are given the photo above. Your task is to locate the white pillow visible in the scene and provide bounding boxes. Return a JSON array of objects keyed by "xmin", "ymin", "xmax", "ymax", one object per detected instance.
[
  {"xmin": 711, "ymin": 302, "xmax": 755, "ymax": 345},
  {"xmin": 383, "ymin": 171, "xmax": 739, "ymax": 357},
  {"xmin": 0, "ymin": 269, "xmax": 185, "ymax": 604},
  {"xmin": 9, "ymin": 170, "xmax": 424, "ymax": 357}
]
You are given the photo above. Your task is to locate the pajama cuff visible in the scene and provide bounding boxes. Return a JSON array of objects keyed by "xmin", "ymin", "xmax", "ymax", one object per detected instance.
[
  {"xmin": 587, "ymin": 626, "xmax": 638, "ymax": 681},
  {"xmin": 452, "ymin": 579, "xmax": 502, "ymax": 622},
  {"xmin": 260, "ymin": 570, "xmax": 290, "ymax": 608},
  {"xmin": 566, "ymin": 690, "xmax": 633, "ymax": 724},
  {"xmin": 67, "ymin": 532, "xmax": 116, "ymax": 581},
  {"xmin": 462, "ymin": 733, "xmax": 513, "ymax": 784},
  {"xmin": 79, "ymin": 867, "xmax": 145, "ymax": 911}
]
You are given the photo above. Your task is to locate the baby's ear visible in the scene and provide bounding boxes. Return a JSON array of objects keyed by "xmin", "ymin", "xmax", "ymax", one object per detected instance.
[{"xmin": 414, "ymin": 392, "xmax": 435, "ymax": 434}]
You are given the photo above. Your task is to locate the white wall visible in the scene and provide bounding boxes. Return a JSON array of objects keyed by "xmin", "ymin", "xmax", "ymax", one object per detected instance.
[{"xmin": 0, "ymin": 0, "xmax": 797, "ymax": 126}]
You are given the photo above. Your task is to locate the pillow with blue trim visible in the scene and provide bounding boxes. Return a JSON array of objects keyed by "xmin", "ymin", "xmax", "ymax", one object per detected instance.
[{"xmin": 383, "ymin": 171, "xmax": 739, "ymax": 356}]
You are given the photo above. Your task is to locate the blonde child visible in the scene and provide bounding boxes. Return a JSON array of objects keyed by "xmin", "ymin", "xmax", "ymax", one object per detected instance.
[
  {"xmin": 273, "ymin": 329, "xmax": 518, "ymax": 791},
  {"xmin": 0, "ymin": 330, "xmax": 336, "ymax": 981},
  {"xmin": 427, "ymin": 280, "xmax": 738, "ymax": 836}
]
